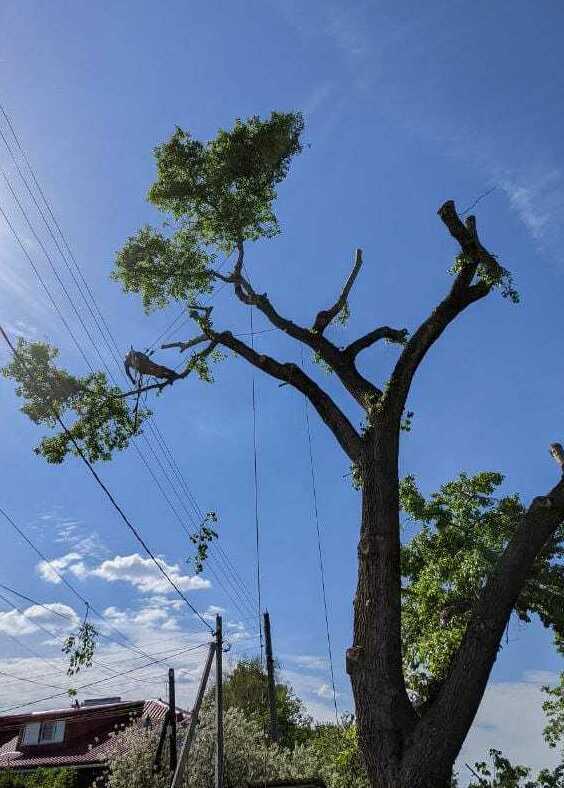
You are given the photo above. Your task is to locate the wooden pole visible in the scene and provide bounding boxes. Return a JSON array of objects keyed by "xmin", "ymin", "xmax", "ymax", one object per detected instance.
[
  {"xmin": 263, "ymin": 611, "xmax": 278, "ymax": 742},
  {"xmin": 215, "ymin": 615, "xmax": 224, "ymax": 788},
  {"xmin": 168, "ymin": 667, "xmax": 178, "ymax": 773},
  {"xmin": 153, "ymin": 709, "xmax": 170, "ymax": 771},
  {"xmin": 171, "ymin": 642, "xmax": 216, "ymax": 788}
]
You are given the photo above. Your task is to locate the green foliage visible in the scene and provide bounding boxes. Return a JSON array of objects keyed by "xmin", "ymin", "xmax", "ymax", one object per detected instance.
[
  {"xmin": 306, "ymin": 717, "xmax": 369, "ymax": 788},
  {"xmin": 114, "ymin": 224, "xmax": 214, "ymax": 312},
  {"xmin": 0, "ymin": 769, "xmax": 77, "ymax": 787},
  {"xmin": 62, "ymin": 620, "xmax": 99, "ymax": 676},
  {"xmin": 113, "ymin": 112, "xmax": 304, "ymax": 311},
  {"xmin": 1, "ymin": 339, "xmax": 149, "ymax": 463},
  {"xmin": 542, "ymin": 646, "xmax": 564, "ymax": 749},
  {"xmin": 213, "ymin": 657, "xmax": 312, "ymax": 749},
  {"xmin": 467, "ymin": 749, "xmax": 563, "ymax": 787},
  {"xmin": 107, "ymin": 704, "xmax": 309, "ymax": 788},
  {"xmin": 400, "ymin": 410, "xmax": 414, "ymax": 432},
  {"xmin": 188, "ymin": 511, "xmax": 218, "ymax": 573},
  {"xmin": 450, "ymin": 253, "xmax": 520, "ymax": 303},
  {"xmin": 400, "ymin": 471, "xmax": 564, "ymax": 703},
  {"xmin": 312, "ymin": 350, "xmax": 335, "ymax": 375}
]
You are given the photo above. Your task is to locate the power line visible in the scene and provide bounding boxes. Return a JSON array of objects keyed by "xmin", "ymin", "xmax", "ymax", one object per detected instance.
[
  {"xmin": 0, "ymin": 641, "xmax": 211, "ymax": 714},
  {"xmin": 300, "ymin": 350, "xmax": 339, "ymax": 724},
  {"xmin": 0, "ymin": 504, "xmax": 194, "ymax": 663},
  {"xmin": 249, "ymin": 308, "xmax": 264, "ymax": 660},
  {"xmin": 0, "ymin": 591, "xmax": 184, "ymax": 690},
  {"xmin": 0, "ymin": 104, "xmax": 257, "ymax": 626},
  {"xmin": 0, "ymin": 325, "xmax": 213, "ymax": 632},
  {"xmin": 0, "ymin": 114, "xmax": 257, "ymax": 619}
]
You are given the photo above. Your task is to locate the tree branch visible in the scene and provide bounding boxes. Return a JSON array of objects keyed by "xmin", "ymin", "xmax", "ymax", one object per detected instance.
[
  {"xmin": 312, "ymin": 248, "xmax": 363, "ymax": 334},
  {"xmin": 345, "ymin": 327, "xmax": 408, "ymax": 360},
  {"xmin": 161, "ymin": 334, "xmax": 207, "ymax": 352},
  {"xmin": 385, "ymin": 201, "xmax": 494, "ymax": 419},
  {"xmin": 209, "ymin": 328, "xmax": 362, "ymax": 461},
  {"xmin": 227, "ymin": 243, "xmax": 380, "ymax": 409},
  {"xmin": 402, "ymin": 448, "xmax": 564, "ymax": 781}
]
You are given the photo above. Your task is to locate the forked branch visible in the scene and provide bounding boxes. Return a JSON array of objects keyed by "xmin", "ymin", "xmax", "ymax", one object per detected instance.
[{"xmin": 385, "ymin": 201, "xmax": 496, "ymax": 418}]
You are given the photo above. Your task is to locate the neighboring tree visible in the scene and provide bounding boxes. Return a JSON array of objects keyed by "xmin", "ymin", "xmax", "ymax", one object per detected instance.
[
  {"xmin": 0, "ymin": 769, "xmax": 77, "ymax": 787},
  {"xmin": 4, "ymin": 112, "xmax": 564, "ymax": 788},
  {"xmin": 399, "ymin": 472, "xmax": 563, "ymax": 707},
  {"xmin": 465, "ymin": 749, "xmax": 563, "ymax": 788},
  {"xmin": 107, "ymin": 703, "xmax": 305, "ymax": 788},
  {"xmin": 216, "ymin": 657, "xmax": 312, "ymax": 748},
  {"xmin": 306, "ymin": 716, "xmax": 370, "ymax": 788},
  {"xmin": 542, "ymin": 639, "xmax": 564, "ymax": 751}
]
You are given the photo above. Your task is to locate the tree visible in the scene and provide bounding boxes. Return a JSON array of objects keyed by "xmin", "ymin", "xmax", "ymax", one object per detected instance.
[
  {"xmin": 107, "ymin": 703, "xmax": 305, "ymax": 788},
  {"xmin": 0, "ymin": 769, "xmax": 77, "ymax": 788},
  {"xmin": 3, "ymin": 111, "xmax": 564, "ymax": 788},
  {"xmin": 216, "ymin": 657, "xmax": 312, "ymax": 748},
  {"xmin": 398, "ymin": 472, "xmax": 563, "ymax": 707},
  {"xmin": 542, "ymin": 638, "xmax": 564, "ymax": 752}
]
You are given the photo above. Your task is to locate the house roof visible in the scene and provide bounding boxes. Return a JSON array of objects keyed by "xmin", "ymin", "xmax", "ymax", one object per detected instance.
[{"xmin": 0, "ymin": 699, "xmax": 186, "ymax": 771}]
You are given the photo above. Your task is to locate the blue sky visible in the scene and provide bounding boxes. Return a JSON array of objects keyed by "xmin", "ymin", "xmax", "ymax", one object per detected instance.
[{"xmin": 0, "ymin": 0, "xmax": 562, "ymax": 779}]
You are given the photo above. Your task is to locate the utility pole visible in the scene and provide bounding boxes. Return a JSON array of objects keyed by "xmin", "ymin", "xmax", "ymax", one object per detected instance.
[
  {"xmin": 171, "ymin": 641, "xmax": 216, "ymax": 788},
  {"xmin": 215, "ymin": 614, "xmax": 224, "ymax": 788},
  {"xmin": 263, "ymin": 611, "xmax": 278, "ymax": 742},
  {"xmin": 168, "ymin": 667, "xmax": 178, "ymax": 773}
]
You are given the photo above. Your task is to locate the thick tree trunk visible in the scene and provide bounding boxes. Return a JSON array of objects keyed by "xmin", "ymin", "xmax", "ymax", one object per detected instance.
[{"xmin": 347, "ymin": 427, "xmax": 418, "ymax": 788}]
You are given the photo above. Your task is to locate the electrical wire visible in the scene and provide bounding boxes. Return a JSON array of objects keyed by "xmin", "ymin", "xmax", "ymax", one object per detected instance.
[
  {"xmin": 0, "ymin": 505, "xmax": 200, "ymax": 663},
  {"xmin": 0, "ymin": 641, "xmax": 211, "ymax": 714},
  {"xmin": 1, "ymin": 325, "xmax": 213, "ymax": 631},
  {"xmin": 300, "ymin": 349, "xmax": 340, "ymax": 724},
  {"xmin": 0, "ymin": 111, "xmax": 257, "ymax": 618}
]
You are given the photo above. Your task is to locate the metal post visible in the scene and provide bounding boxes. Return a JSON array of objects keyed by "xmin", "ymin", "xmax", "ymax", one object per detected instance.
[
  {"xmin": 168, "ymin": 667, "xmax": 178, "ymax": 773},
  {"xmin": 171, "ymin": 642, "xmax": 216, "ymax": 788},
  {"xmin": 215, "ymin": 615, "xmax": 224, "ymax": 788},
  {"xmin": 263, "ymin": 611, "xmax": 278, "ymax": 742}
]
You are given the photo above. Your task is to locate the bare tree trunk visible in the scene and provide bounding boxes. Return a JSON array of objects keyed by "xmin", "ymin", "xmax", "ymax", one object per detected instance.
[{"xmin": 348, "ymin": 427, "xmax": 417, "ymax": 788}]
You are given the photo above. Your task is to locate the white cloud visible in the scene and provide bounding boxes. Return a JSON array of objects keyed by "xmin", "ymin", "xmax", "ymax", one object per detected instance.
[
  {"xmin": 202, "ymin": 605, "xmax": 225, "ymax": 623},
  {"xmin": 89, "ymin": 553, "xmax": 210, "ymax": 594},
  {"xmin": 37, "ymin": 552, "xmax": 83, "ymax": 584},
  {"xmin": 285, "ymin": 654, "xmax": 328, "ymax": 672},
  {"xmin": 36, "ymin": 550, "xmax": 210, "ymax": 595},
  {"xmin": 0, "ymin": 603, "xmax": 78, "ymax": 637},
  {"xmin": 456, "ymin": 672, "xmax": 562, "ymax": 785},
  {"xmin": 315, "ymin": 683, "xmax": 337, "ymax": 699}
]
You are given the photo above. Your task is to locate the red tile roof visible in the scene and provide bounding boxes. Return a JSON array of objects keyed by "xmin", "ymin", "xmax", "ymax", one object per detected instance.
[{"xmin": 0, "ymin": 699, "xmax": 187, "ymax": 771}]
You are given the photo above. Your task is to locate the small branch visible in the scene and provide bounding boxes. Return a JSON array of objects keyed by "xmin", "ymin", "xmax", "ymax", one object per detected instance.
[
  {"xmin": 116, "ymin": 380, "xmax": 173, "ymax": 399},
  {"xmin": 161, "ymin": 334, "xmax": 208, "ymax": 353},
  {"xmin": 345, "ymin": 326, "xmax": 408, "ymax": 360},
  {"xmin": 176, "ymin": 340, "xmax": 219, "ymax": 379},
  {"xmin": 227, "ymin": 243, "xmax": 379, "ymax": 408},
  {"xmin": 312, "ymin": 248, "xmax": 363, "ymax": 334}
]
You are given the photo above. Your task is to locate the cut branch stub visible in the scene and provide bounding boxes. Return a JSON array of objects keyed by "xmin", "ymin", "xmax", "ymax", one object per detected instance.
[{"xmin": 312, "ymin": 248, "xmax": 363, "ymax": 334}]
